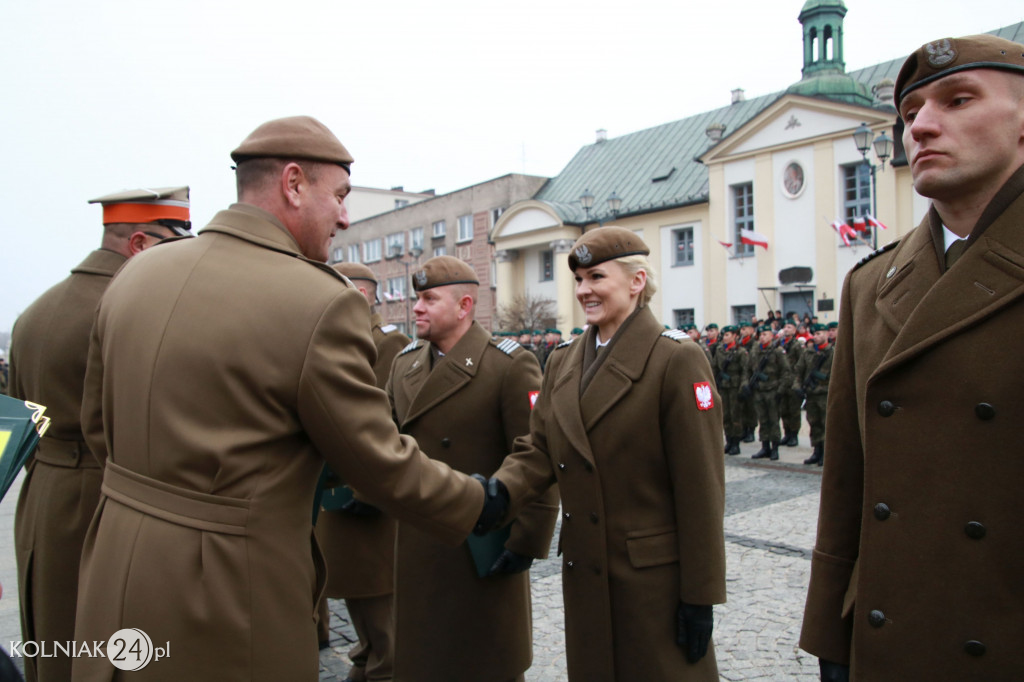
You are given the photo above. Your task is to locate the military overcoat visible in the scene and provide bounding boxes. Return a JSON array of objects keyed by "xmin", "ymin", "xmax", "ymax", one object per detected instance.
[
  {"xmin": 496, "ymin": 306, "xmax": 726, "ymax": 681},
  {"xmin": 10, "ymin": 249, "xmax": 125, "ymax": 682},
  {"xmin": 316, "ymin": 313, "xmax": 407, "ymax": 599},
  {"xmin": 801, "ymin": 170, "xmax": 1024, "ymax": 679},
  {"xmin": 72, "ymin": 204, "xmax": 483, "ymax": 682},
  {"xmin": 386, "ymin": 321, "xmax": 558, "ymax": 682}
]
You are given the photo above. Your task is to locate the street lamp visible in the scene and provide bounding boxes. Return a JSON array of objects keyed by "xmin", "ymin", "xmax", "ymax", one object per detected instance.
[
  {"xmin": 387, "ymin": 243, "xmax": 423, "ymax": 335},
  {"xmin": 577, "ymin": 189, "xmax": 624, "ymax": 226},
  {"xmin": 852, "ymin": 122, "xmax": 894, "ymax": 249}
]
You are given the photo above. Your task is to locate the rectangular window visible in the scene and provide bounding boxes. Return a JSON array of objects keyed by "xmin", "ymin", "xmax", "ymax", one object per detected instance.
[
  {"xmin": 432, "ymin": 220, "xmax": 446, "ymax": 238},
  {"xmin": 491, "ymin": 207, "xmax": 505, "ymax": 225},
  {"xmin": 348, "ymin": 244, "xmax": 361, "ymax": 263},
  {"xmin": 842, "ymin": 163, "xmax": 873, "ymax": 244},
  {"xmin": 673, "ymin": 227, "xmax": 694, "ymax": 266},
  {"xmin": 433, "ymin": 245, "xmax": 447, "ymax": 257},
  {"xmin": 540, "ymin": 250, "xmax": 554, "ymax": 281},
  {"xmin": 733, "ymin": 183, "xmax": 754, "ymax": 257},
  {"xmin": 395, "ymin": 199, "xmax": 409, "ymax": 209},
  {"xmin": 457, "ymin": 214, "xmax": 474, "ymax": 243},
  {"xmin": 364, "ymin": 238, "xmax": 382, "ymax": 263},
  {"xmin": 673, "ymin": 309, "xmax": 695, "ymax": 328},
  {"xmin": 384, "ymin": 276, "xmax": 406, "ymax": 302},
  {"xmin": 386, "ymin": 232, "xmax": 404, "ymax": 258},
  {"xmin": 331, "ymin": 247, "xmax": 344, "ymax": 263},
  {"xmin": 410, "ymin": 227, "xmax": 424, "ymax": 251},
  {"xmin": 732, "ymin": 304, "xmax": 755, "ymax": 326}
]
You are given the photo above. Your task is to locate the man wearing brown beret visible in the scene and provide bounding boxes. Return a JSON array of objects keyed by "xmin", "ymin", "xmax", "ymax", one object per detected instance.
[
  {"xmin": 385, "ymin": 256, "xmax": 558, "ymax": 682},
  {"xmin": 801, "ymin": 35, "xmax": 1024, "ymax": 680},
  {"xmin": 10, "ymin": 186, "xmax": 190, "ymax": 682},
  {"xmin": 72, "ymin": 117, "xmax": 492, "ymax": 682},
  {"xmin": 315, "ymin": 262, "xmax": 409, "ymax": 681}
]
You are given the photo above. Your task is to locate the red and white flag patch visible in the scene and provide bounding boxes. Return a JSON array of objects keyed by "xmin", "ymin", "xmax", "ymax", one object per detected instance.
[
  {"xmin": 693, "ymin": 382, "xmax": 714, "ymax": 411},
  {"xmin": 529, "ymin": 391, "xmax": 540, "ymax": 410}
]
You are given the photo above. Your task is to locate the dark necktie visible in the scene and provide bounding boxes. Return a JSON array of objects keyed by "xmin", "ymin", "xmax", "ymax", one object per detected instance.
[{"xmin": 944, "ymin": 239, "xmax": 969, "ymax": 270}]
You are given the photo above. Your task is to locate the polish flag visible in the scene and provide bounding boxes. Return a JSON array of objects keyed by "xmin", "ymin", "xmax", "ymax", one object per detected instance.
[
  {"xmin": 852, "ymin": 216, "xmax": 867, "ymax": 232},
  {"xmin": 866, "ymin": 214, "xmax": 888, "ymax": 231},
  {"xmin": 831, "ymin": 220, "xmax": 854, "ymax": 246},
  {"xmin": 739, "ymin": 229, "xmax": 769, "ymax": 250},
  {"xmin": 717, "ymin": 239, "xmax": 734, "ymax": 249}
]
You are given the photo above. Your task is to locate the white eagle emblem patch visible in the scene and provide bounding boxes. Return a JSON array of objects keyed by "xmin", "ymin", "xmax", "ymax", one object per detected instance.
[
  {"xmin": 414, "ymin": 270, "xmax": 428, "ymax": 288},
  {"xmin": 925, "ymin": 39, "xmax": 956, "ymax": 68},
  {"xmin": 574, "ymin": 245, "xmax": 593, "ymax": 266},
  {"xmin": 693, "ymin": 382, "xmax": 714, "ymax": 411}
]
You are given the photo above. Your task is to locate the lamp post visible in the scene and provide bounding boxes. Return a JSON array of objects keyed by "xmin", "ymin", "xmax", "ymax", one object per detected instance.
[
  {"xmin": 388, "ymin": 243, "xmax": 423, "ymax": 335},
  {"xmin": 852, "ymin": 122, "xmax": 894, "ymax": 249},
  {"xmin": 578, "ymin": 189, "xmax": 624, "ymax": 226}
]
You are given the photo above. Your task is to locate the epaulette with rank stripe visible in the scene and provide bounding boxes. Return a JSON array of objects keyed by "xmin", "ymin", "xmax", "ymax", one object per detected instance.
[
  {"xmin": 556, "ymin": 340, "xmax": 573, "ymax": 349},
  {"xmin": 496, "ymin": 338, "xmax": 521, "ymax": 355},
  {"xmin": 661, "ymin": 329, "xmax": 686, "ymax": 342},
  {"xmin": 380, "ymin": 324, "xmax": 398, "ymax": 334},
  {"xmin": 853, "ymin": 240, "xmax": 899, "ymax": 271},
  {"xmin": 399, "ymin": 340, "xmax": 422, "ymax": 356}
]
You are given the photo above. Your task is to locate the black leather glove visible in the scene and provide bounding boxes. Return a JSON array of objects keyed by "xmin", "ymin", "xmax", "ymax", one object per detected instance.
[
  {"xmin": 819, "ymin": 659, "xmax": 850, "ymax": 682},
  {"xmin": 339, "ymin": 498, "xmax": 381, "ymax": 518},
  {"xmin": 739, "ymin": 385, "xmax": 752, "ymax": 401},
  {"xmin": 472, "ymin": 474, "xmax": 509, "ymax": 536},
  {"xmin": 486, "ymin": 549, "xmax": 534, "ymax": 576},
  {"xmin": 676, "ymin": 601, "xmax": 713, "ymax": 664}
]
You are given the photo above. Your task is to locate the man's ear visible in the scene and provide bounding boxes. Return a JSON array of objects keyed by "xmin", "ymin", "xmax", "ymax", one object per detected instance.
[
  {"xmin": 281, "ymin": 162, "xmax": 305, "ymax": 209},
  {"xmin": 128, "ymin": 231, "xmax": 150, "ymax": 256},
  {"xmin": 457, "ymin": 294, "xmax": 474, "ymax": 320}
]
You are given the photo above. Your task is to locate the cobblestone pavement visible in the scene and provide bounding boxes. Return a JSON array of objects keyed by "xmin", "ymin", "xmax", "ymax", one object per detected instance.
[
  {"xmin": 0, "ymin": 433, "xmax": 825, "ymax": 681},
  {"xmin": 320, "ymin": 434, "xmax": 825, "ymax": 681}
]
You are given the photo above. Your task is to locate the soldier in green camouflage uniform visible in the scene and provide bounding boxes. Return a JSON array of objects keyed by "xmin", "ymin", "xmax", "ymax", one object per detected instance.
[
  {"xmin": 704, "ymin": 323, "xmax": 720, "ymax": 360},
  {"xmin": 778, "ymin": 319, "xmax": 804, "ymax": 446},
  {"xmin": 793, "ymin": 323, "xmax": 833, "ymax": 466},
  {"xmin": 745, "ymin": 324, "xmax": 792, "ymax": 461},
  {"xmin": 714, "ymin": 325, "xmax": 749, "ymax": 455},
  {"xmin": 738, "ymin": 320, "xmax": 758, "ymax": 442}
]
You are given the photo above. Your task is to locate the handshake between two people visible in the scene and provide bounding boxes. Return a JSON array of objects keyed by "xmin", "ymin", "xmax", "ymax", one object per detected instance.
[{"xmin": 470, "ymin": 474, "xmax": 533, "ymax": 577}]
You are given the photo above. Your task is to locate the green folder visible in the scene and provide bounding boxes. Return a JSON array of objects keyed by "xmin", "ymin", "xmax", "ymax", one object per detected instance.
[
  {"xmin": 467, "ymin": 526, "xmax": 511, "ymax": 578},
  {"xmin": 0, "ymin": 394, "xmax": 50, "ymax": 502}
]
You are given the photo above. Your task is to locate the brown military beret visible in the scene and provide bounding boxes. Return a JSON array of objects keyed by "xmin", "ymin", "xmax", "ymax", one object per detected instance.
[
  {"xmin": 411, "ymin": 256, "xmax": 479, "ymax": 292},
  {"xmin": 896, "ymin": 34, "xmax": 1024, "ymax": 108},
  {"xmin": 567, "ymin": 226, "xmax": 650, "ymax": 271},
  {"xmin": 332, "ymin": 262, "xmax": 377, "ymax": 285},
  {"xmin": 231, "ymin": 116, "xmax": 354, "ymax": 174}
]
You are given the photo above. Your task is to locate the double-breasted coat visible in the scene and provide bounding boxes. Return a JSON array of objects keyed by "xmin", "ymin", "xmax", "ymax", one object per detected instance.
[
  {"xmin": 386, "ymin": 321, "xmax": 559, "ymax": 682},
  {"xmin": 496, "ymin": 306, "xmax": 726, "ymax": 681},
  {"xmin": 801, "ymin": 168, "xmax": 1024, "ymax": 679},
  {"xmin": 316, "ymin": 313, "xmax": 407, "ymax": 600},
  {"xmin": 10, "ymin": 249, "xmax": 125, "ymax": 682},
  {"xmin": 73, "ymin": 203, "xmax": 483, "ymax": 682}
]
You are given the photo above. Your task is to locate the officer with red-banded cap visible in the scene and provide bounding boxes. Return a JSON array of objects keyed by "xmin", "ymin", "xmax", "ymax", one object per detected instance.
[
  {"xmin": 10, "ymin": 185, "xmax": 190, "ymax": 682},
  {"xmin": 801, "ymin": 34, "xmax": 1024, "ymax": 680}
]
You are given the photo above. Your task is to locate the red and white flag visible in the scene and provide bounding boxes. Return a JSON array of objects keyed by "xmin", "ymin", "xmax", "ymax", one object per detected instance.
[
  {"xmin": 739, "ymin": 229, "xmax": 769, "ymax": 250},
  {"xmin": 717, "ymin": 239, "xmax": 733, "ymax": 249},
  {"xmin": 831, "ymin": 220, "xmax": 855, "ymax": 246},
  {"xmin": 852, "ymin": 216, "xmax": 867, "ymax": 232},
  {"xmin": 866, "ymin": 214, "xmax": 888, "ymax": 231}
]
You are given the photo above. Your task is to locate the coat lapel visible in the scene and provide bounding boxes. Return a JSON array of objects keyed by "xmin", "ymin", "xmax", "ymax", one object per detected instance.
[
  {"xmin": 550, "ymin": 339, "xmax": 595, "ymax": 466},
  {"xmin": 578, "ymin": 308, "xmax": 659, "ymax": 431},
  {"xmin": 875, "ymin": 194, "xmax": 1024, "ymax": 377},
  {"xmin": 401, "ymin": 322, "xmax": 487, "ymax": 425}
]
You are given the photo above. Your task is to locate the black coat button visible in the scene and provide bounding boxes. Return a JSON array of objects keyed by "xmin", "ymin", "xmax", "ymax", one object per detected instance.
[
  {"xmin": 975, "ymin": 403, "xmax": 996, "ymax": 420},
  {"xmin": 965, "ymin": 522, "xmax": 986, "ymax": 539},
  {"xmin": 441, "ymin": 437, "xmax": 451, "ymax": 447},
  {"xmin": 868, "ymin": 610, "xmax": 886, "ymax": 628},
  {"xmin": 965, "ymin": 640, "xmax": 986, "ymax": 657},
  {"xmin": 563, "ymin": 512, "xmax": 571, "ymax": 520},
  {"xmin": 590, "ymin": 512, "xmax": 599, "ymax": 524},
  {"xmin": 558, "ymin": 462, "xmax": 567, "ymax": 471},
  {"xmin": 877, "ymin": 401, "xmax": 896, "ymax": 417},
  {"xmin": 874, "ymin": 503, "xmax": 891, "ymax": 521}
]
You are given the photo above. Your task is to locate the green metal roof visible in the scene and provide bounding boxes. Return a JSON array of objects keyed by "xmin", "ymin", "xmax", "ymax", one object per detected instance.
[{"xmin": 533, "ymin": 21, "xmax": 1022, "ymax": 225}]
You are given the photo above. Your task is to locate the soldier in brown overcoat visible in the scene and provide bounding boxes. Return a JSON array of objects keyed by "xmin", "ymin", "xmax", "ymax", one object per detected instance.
[
  {"xmin": 72, "ymin": 117, "xmax": 488, "ymax": 682},
  {"xmin": 315, "ymin": 262, "xmax": 408, "ymax": 681},
  {"xmin": 484, "ymin": 227, "xmax": 726, "ymax": 681},
  {"xmin": 10, "ymin": 186, "xmax": 192, "ymax": 682},
  {"xmin": 801, "ymin": 35, "xmax": 1024, "ymax": 680},
  {"xmin": 386, "ymin": 256, "xmax": 558, "ymax": 682}
]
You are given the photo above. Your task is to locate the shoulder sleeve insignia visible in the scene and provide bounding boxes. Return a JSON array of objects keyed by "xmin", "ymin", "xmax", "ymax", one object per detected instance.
[
  {"xmin": 380, "ymin": 324, "xmax": 398, "ymax": 333},
  {"xmin": 495, "ymin": 338, "xmax": 521, "ymax": 356},
  {"xmin": 853, "ymin": 240, "xmax": 900, "ymax": 271},
  {"xmin": 556, "ymin": 340, "xmax": 573, "ymax": 349},
  {"xmin": 399, "ymin": 341, "xmax": 421, "ymax": 356},
  {"xmin": 661, "ymin": 329, "xmax": 686, "ymax": 342}
]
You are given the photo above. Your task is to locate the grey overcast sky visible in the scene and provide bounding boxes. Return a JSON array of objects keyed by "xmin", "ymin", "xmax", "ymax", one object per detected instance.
[{"xmin": 1, "ymin": 0, "xmax": 1021, "ymax": 334}]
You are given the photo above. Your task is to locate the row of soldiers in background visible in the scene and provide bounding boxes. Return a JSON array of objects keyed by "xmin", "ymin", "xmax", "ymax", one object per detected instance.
[
  {"xmin": 685, "ymin": 318, "xmax": 834, "ymax": 466},
  {"xmin": 492, "ymin": 327, "xmax": 585, "ymax": 371}
]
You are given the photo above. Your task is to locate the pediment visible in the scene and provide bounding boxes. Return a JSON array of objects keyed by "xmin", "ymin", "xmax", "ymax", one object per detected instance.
[{"xmin": 491, "ymin": 201, "xmax": 562, "ymax": 240}]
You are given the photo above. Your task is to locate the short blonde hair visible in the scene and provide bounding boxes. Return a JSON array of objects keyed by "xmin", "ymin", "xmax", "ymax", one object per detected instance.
[{"xmin": 615, "ymin": 255, "xmax": 658, "ymax": 308}]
